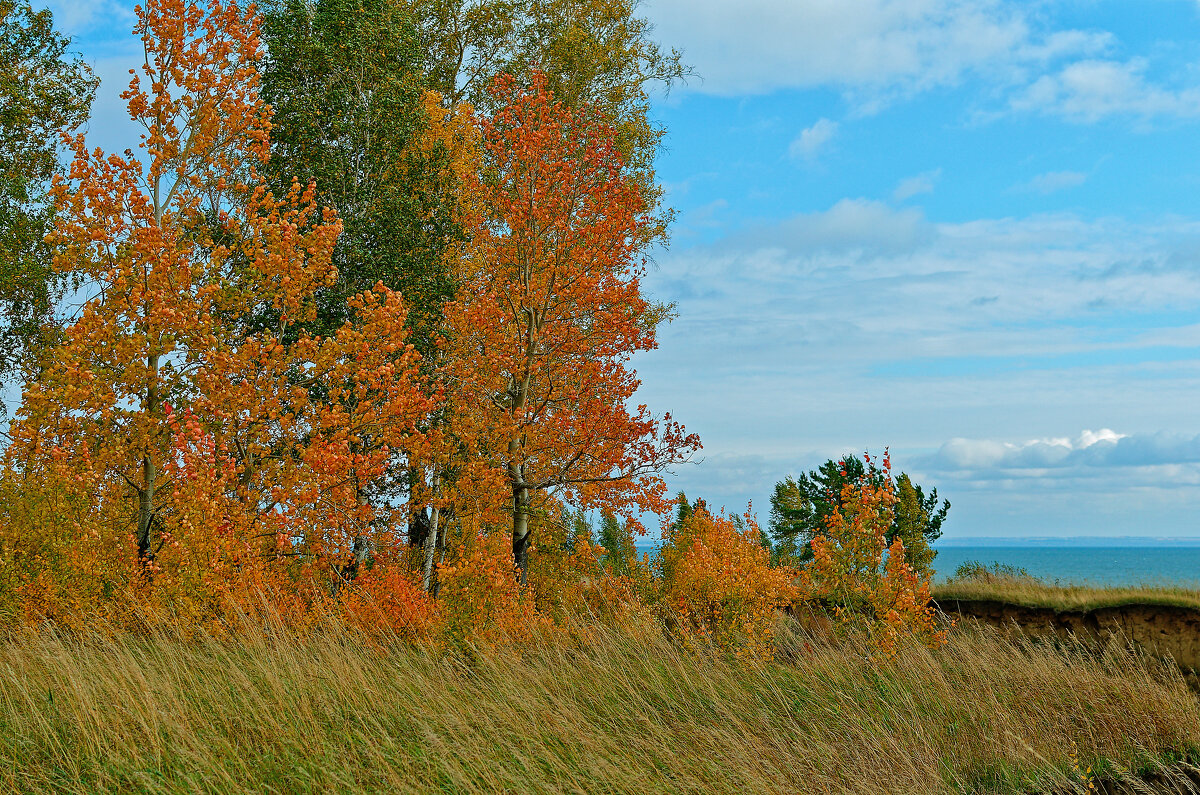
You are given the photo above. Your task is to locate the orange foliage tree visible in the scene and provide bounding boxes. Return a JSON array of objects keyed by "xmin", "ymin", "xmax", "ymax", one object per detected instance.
[
  {"xmin": 656, "ymin": 500, "xmax": 796, "ymax": 660},
  {"xmin": 442, "ymin": 72, "xmax": 699, "ymax": 584},
  {"xmin": 800, "ymin": 452, "xmax": 947, "ymax": 653},
  {"xmin": 1, "ymin": 0, "xmax": 434, "ymax": 626}
]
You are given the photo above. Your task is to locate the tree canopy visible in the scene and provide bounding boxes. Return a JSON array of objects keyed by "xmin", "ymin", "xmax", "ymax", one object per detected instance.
[
  {"xmin": 259, "ymin": 0, "xmax": 463, "ymax": 354},
  {"xmin": 0, "ymin": 0, "xmax": 950, "ymax": 663},
  {"xmin": 768, "ymin": 454, "xmax": 949, "ymax": 571}
]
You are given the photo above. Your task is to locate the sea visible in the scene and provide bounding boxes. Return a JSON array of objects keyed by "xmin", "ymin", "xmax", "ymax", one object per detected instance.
[
  {"xmin": 930, "ymin": 541, "xmax": 1200, "ymax": 588},
  {"xmin": 634, "ymin": 540, "xmax": 1200, "ymax": 588}
]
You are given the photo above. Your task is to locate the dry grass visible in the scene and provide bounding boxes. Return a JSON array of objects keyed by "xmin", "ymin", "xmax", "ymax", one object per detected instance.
[
  {"xmin": 934, "ymin": 567, "xmax": 1200, "ymax": 612},
  {"xmin": 0, "ymin": 616, "xmax": 1195, "ymax": 794}
]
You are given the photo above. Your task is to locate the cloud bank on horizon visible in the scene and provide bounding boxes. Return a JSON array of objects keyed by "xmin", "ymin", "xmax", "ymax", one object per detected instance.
[
  {"xmin": 926, "ymin": 428, "xmax": 1200, "ymax": 472},
  {"xmin": 36, "ymin": 0, "xmax": 1200, "ymax": 539}
]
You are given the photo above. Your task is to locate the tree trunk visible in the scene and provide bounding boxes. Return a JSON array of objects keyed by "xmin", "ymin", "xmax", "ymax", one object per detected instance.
[
  {"xmin": 512, "ymin": 481, "xmax": 531, "ymax": 586},
  {"xmin": 407, "ymin": 464, "xmax": 429, "ymax": 547},
  {"xmin": 432, "ymin": 521, "xmax": 448, "ymax": 599},
  {"xmin": 506, "ymin": 337, "xmax": 536, "ymax": 584},
  {"xmin": 342, "ymin": 485, "xmax": 372, "ymax": 587},
  {"xmin": 422, "ymin": 472, "xmax": 441, "ymax": 592},
  {"xmin": 136, "ymin": 351, "xmax": 160, "ymax": 568}
]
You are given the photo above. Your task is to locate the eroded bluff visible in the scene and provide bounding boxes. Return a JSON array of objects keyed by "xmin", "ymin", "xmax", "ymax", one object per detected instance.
[{"xmin": 937, "ymin": 599, "xmax": 1200, "ymax": 682}]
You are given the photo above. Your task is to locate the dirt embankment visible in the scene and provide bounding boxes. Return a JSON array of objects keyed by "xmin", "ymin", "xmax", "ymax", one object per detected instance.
[{"xmin": 937, "ymin": 599, "xmax": 1200, "ymax": 679}]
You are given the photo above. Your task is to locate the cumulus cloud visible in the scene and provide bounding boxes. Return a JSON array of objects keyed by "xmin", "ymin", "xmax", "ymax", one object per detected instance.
[
  {"xmin": 789, "ymin": 118, "xmax": 838, "ymax": 160},
  {"xmin": 642, "ymin": 0, "xmax": 1109, "ymax": 102},
  {"xmin": 1018, "ymin": 170, "xmax": 1088, "ymax": 194},
  {"xmin": 931, "ymin": 429, "xmax": 1124, "ymax": 470},
  {"xmin": 893, "ymin": 169, "xmax": 942, "ymax": 200},
  {"xmin": 1010, "ymin": 59, "xmax": 1200, "ymax": 121}
]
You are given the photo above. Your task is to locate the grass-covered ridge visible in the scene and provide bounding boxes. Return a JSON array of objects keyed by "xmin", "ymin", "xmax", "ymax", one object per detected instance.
[
  {"xmin": 933, "ymin": 561, "xmax": 1200, "ymax": 612},
  {"xmin": 0, "ymin": 618, "xmax": 1197, "ymax": 794}
]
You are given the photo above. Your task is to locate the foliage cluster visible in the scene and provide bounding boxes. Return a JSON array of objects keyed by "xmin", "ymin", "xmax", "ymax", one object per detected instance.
[
  {"xmin": 950, "ymin": 559, "xmax": 1039, "ymax": 586},
  {"xmin": 799, "ymin": 452, "xmax": 947, "ymax": 653},
  {"xmin": 769, "ymin": 453, "xmax": 948, "ymax": 570},
  {"xmin": 656, "ymin": 502, "xmax": 796, "ymax": 659}
]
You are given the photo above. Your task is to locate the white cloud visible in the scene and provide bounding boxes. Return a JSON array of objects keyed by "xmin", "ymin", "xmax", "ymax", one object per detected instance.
[
  {"xmin": 643, "ymin": 0, "xmax": 1110, "ymax": 102},
  {"xmin": 644, "ymin": 0, "xmax": 1200, "ymax": 124},
  {"xmin": 637, "ymin": 204, "xmax": 1200, "ymax": 538},
  {"xmin": 1010, "ymin": 58, "xmax": 1200, "ymax": 121},
  {"xmin": 930, "ymin": 429, "xmax": 1128, "ymax": 470},
  {"xmin": 917, "ymin": 430, "xmax": 1200, "ymax": 502},
  {"xmin": 893, "ymin": 169, "xmax": 942, "ymax": 200},
  {"xmin": 1018, "ymin": 170, "xmax": 1088, "ymax": 194},
  {"xmin": 724, "ymin": 198, "xmax": 931, "ymax": 256},
  {"xmin": 789, "ymin": 118, "xmax": 838, "ymax": 160}
]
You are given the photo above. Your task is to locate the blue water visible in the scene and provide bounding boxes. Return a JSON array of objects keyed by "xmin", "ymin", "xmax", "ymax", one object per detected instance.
[
  {"xmin": 635, "ymin": 542, "xmax": 1200, "ymax": 588},
  {"xmin": 931, "ymin": 545, "xmax": 1200, "ymax": 588}
]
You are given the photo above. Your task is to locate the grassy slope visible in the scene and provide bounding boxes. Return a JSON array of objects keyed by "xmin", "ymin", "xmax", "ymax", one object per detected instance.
[
  {"xmin": 933, "ymin": 579, "xmax": 1200, "ymax": 612},
  {"xmin": 0, "ymin": 619, "xmax": 1196, "ymax": 794}
]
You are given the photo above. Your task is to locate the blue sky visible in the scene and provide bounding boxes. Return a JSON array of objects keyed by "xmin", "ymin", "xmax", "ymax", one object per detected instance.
[{"xmin": 37, "ymin": 0, "xmax": 1200, "ymax": 540}]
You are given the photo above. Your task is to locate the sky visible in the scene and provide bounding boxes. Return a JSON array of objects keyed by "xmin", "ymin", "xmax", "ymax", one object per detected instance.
[{"xmin": 34, "ymin": 0, "xmax": 1200, "ymax": 541}]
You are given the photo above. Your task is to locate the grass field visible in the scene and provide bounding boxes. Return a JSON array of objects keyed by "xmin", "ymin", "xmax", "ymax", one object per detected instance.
[
  {"xmin": 0, "ymin": 615, "xmax": 1196, "ymax": 794},
  {"xmin": 933, "ymin": 562, "xmax": 1200, "ymax": 612}
]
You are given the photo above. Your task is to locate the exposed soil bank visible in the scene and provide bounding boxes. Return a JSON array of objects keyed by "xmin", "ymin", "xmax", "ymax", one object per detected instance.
[{"xmin": 937, "ymin": 599, "xmax": 1200, "ymax": 681}]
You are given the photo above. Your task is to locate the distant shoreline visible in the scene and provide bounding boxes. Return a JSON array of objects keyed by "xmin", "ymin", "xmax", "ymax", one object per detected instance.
[
  {"xmin": 631, "ymin": 537, "xmax": 1200, "ymax": 551},
  {"xmin": 935, "ymin": 536, "xmax": 1200, "ymax": 547}
]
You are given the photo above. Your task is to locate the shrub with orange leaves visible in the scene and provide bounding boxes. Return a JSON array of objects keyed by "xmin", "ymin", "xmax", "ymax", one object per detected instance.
[
  {"xmin": 800, "ymin": 452, "xmax": 947, "ymax": 653},
  {"xmin": 435, "ymin": 528, "xmax": 540, "ymax": 645},
  {"xmin": 336, "ymin": 553, "xmax": 440, "ymax": 641},
  {"xmin": 0, "ymin": 462, "xmax": 114, "ymax": 627},
  {"xmin": 656, "ymin": 503, "xmax": 796, "ymax": 660}
]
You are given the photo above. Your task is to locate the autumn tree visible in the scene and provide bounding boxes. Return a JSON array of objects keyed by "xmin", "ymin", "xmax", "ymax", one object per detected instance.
[
  {"xmin": 2, "ymin": 0, "xmax": 432, "ymax": 623},
  {"xmin": 443, "ymin": 73, "xmax": 698, "ymax": 583},
  {"xmin": 411, "ymin": 0, "xmax": 687, "ymax": 243},
  {"xmin": 11, "ymin": 0, "xmax": 287, "ymax": 569},
  {"xmin": 260, "ymin": 1, "xmax": 688, "ymax": 584},
  {"xmin": 0, "ymin": 0, "xmax": 95, "ymax": 396},
  {"xmin": 769, "ymin": 454, "xmax": 948, "ymax": 571},
  {"xmin": 800, "ymin": 452, "xmax": 946, "ymax": 653}
]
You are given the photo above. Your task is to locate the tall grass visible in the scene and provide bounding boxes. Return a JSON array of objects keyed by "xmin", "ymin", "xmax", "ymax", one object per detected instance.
[{"xmin": 0, "ymin": 616, "xmax": 1195, "ymax": 794}]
